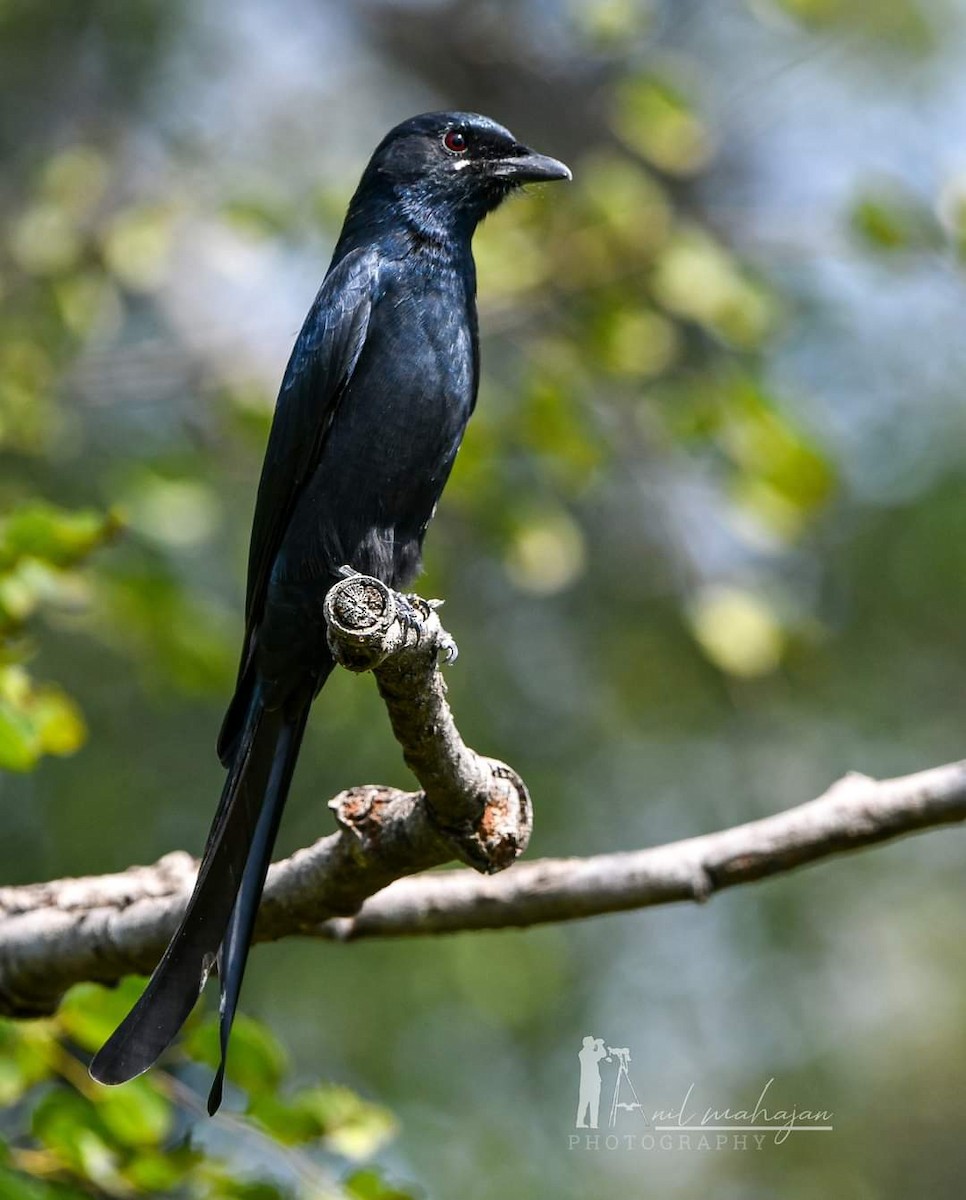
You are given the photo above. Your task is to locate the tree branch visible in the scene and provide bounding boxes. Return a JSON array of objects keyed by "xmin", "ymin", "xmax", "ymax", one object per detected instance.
[
  {"xmin": 317, "ymin": 759, "xmax": 966, "ymax": 938},
  {"xmin": 1, "ymin": 576, "xmax": 963, "ymax": 1018}
]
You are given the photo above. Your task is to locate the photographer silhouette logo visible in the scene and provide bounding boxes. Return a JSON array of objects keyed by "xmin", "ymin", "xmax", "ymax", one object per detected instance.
[
  {"xmin": 571, "ymin": 1036, "xmax": 835, "ymax": 1151},
  {"xmin": 576, "ymin": 1036, "xmax": 648, "ymax": 1130}
]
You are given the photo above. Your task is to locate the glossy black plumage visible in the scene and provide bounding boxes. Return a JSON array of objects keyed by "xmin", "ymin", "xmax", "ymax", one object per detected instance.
[{"xmin": 89, "ymin": 111, "xmax": 569, "ymax": 1110}]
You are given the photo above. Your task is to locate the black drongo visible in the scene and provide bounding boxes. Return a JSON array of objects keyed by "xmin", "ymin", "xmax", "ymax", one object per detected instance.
[{"xmin": 90, "ymin": 111, "xmax": 570, "ymax": 1112}]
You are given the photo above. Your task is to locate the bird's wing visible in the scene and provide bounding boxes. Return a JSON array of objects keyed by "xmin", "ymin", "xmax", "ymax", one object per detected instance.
[
  {"xmin": 217, "ymin": 247, "xmax": 377, "ymax": 764},
  {"xmin": 244, "ymin": 245, "xmax": 378, "ymax": 635}
]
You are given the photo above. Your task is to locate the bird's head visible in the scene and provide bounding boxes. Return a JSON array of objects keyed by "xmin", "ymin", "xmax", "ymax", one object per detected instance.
[{"xmin": 344, "ymin": 111, "xmax": 571, "ymax": 245}]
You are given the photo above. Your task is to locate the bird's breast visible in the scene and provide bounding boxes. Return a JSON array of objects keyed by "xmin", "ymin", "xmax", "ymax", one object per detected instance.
[
  {"xmin": 301, "ymin": 262, "xmax": 476, "ymax": 523},
  {"xmin": 343, "ymin": 267, "xmax": 476, "ymax": 457}
]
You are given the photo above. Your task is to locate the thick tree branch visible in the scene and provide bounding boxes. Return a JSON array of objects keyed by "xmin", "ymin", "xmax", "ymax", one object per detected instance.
[
  {"xmin": 0, "ymin": 577, "xmax": 963, "ymax": 1018},
  {"xmin": 317, "ymin": 760, "xmax": 966, "ymax": 938}
]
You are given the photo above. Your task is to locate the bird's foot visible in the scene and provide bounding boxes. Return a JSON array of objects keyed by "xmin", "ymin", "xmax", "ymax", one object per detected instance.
[
  {"xmin": 396, "ymin": 594, "xmax": 458, "ymax": 662},
  {"xmin": 395, "ymin": 593, "xmax": 425, "ymax": 645}
]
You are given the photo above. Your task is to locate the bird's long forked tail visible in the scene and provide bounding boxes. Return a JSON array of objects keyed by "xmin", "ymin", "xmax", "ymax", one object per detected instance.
[
  {"xmin": 89, "ymin": 686, "xmax": 307, "ymax": 1108},
  {"xmin": 207, "ymin": 707, "xmax": 308, "ymax": 1114}
]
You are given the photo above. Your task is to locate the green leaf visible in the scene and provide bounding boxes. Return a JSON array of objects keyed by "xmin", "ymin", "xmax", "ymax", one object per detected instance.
[
  {"xmin": 0, "ymin": 1020, "xmax": 56, "ymax": 1104},
  {"xmin": 0, "ymin": 504, "xmax": 118, "ymax": 571},
  {"xmin": 58, "ymin": 979, "xmax": 149, "ymax": 1053},
  {"xmin": 688, "ymin": 584, "xmax": 785, "ymax": 678},
  {"xmin": 30, "ymin": 1088, "xmax": 123, "ymax": 1190},
  {"xmin": 0, "ymin": 567, "xmax": 41, "ymax": 625},
  {"xmin": 89, "ymin": 1076, "xmax": 172, "ymax": 1148},
  {"xmin": 0, "ymin": 1163, "xmax": 88, "ymax": 1200},
  {"xmin": 0, "ymin": 676, "xmax": 87, "ymax": 770},
  {"xmin": 249, "ymin": 1084, "xmax": 397, "ymax": 1160},
  {"xmin": 296, "ymin": 1085, "xmax": 397, "ymax": 1161},
  {"xmin": 31, "ymin": 686, "xmax": 87, "ymax": 758},
  {"xmin": 651, "ymin": 229, "xmax": 774, "ymax": 347},
  {"xmin": 122, "ymin": 1146, "xmax": 199, "ymax": 1192},
  {"xmin": 345, "ymin": 1167, "xmax": 419, "ymax": 1200},
  {"xmin": 613, "ymin": 74, "xmax": 712, "ymax": 176},
  {"xmin": 186, "ymin": 1014, "xmax": 288, "ymax": 1099},
  {"xmin": 246, "ymin": 1093, "xmax": 323, "ymax": 1145},
  {"xmin": 100, "ymin": 204, "xmax": 174, "ymax": 292},
  {"xmin": 719, "ymin": 381, "xmax": 834, "ymax": 519},
  {"xmin": 198, "ymin": 1178, "xmax": 288, "ymax": 1200},
  {"xmin": 850, "ymin": 187, "xmax": 942, "ymax": 254},
  {"xmin": 0, "ymin": 698, "xmax": 40, "ymax": 771}
]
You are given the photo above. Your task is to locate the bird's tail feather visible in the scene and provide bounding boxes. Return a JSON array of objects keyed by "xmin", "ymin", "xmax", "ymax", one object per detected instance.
[
  {"xmin": 206, "ymin": 706, "xmax": 309, "ymax": 1114},
  {"xmin": 89, "ymin": 685, "xmax": 301, "ymax": 1090}
]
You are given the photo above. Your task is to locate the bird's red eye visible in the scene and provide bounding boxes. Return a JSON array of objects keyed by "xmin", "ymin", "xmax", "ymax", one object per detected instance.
[{"xmin": 443, "ymin": 130, "xmax": 468, "ymax": 154}]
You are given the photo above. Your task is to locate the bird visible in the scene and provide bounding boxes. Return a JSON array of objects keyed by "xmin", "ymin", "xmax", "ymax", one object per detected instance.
[{"xmin": 89, "ymin": 111, "xmax": 570, "ymax": 1113}]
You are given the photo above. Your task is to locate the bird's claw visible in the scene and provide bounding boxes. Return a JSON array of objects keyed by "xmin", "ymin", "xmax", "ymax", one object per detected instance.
[
  {"xmin": 394, "ymin": 593, "xmax": 424, "ymax": 645},
  {"xmin": 437, "ymin": 630, "xmax": 459, "ymax": 665},
  {"xmin": 393, "ymin": 594, "xmax": 457, "ymax": 662},
  {"xmin": 337, "ymin": 564, "xmax": 362, "ymax": 579}
]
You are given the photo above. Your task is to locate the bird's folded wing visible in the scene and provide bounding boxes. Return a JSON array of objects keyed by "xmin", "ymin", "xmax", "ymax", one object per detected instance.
[{"xmin": 218, "ymin": 247, "xmax": 378, "ymax": 760}]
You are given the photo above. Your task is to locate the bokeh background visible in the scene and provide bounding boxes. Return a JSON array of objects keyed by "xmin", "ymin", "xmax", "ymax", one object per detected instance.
[{"xmin": 2, "ymin": 0, "xmax": 966, "ymax": 1196}]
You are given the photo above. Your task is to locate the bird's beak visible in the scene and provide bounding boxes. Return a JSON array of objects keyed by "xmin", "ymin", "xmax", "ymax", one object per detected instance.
[{"xmin": 491, "ymin": 147, "xmax": 572, "ymax": 184}]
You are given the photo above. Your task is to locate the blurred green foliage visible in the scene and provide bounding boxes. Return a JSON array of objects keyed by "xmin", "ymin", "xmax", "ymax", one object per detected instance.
[
  {"xmin": 0, "ymin": 982, "xmax": 413, "ymax": 1199},
  {"xmin": 0, "ymin": 504, "xmax": 118, "ymax": 770}
]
